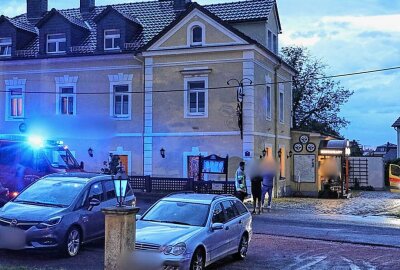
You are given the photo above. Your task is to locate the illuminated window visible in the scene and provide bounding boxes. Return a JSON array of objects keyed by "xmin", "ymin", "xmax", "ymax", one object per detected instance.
[
  {"xmin": 47, "ymin": 33, "xmax": 66, "ymax": 54},
  {"xmin": 8, "ymin": 88, "xmax": 24, "ymax": 118},
  {"xmin": 104, "ymin": 29, "xmax": 121, "ymax": 50},
  {"xmin": 0, "ymin": 37, "xmax": 12, "ymax": 57},
  {"xmin": 59, "ymin": 87, "xmax": 75, "ymax": 115},
  {"xmin": 280, "ymin": 146, "xmax": 286, "ymax": 178},
  {"xmin": 114, "ymin": 85, "xmax": 130, "ymax": 117}
]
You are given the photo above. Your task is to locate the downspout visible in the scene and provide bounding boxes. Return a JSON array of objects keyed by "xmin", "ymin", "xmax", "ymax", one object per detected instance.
[{"xmin": 273, "ymin": 59, "xmax": 282, "ymax": 198}]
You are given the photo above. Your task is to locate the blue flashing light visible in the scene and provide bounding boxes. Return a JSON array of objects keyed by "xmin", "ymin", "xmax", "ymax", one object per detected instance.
[{"xmin": 28, "ymin": 136, "xmax": 44, "ymax": 148}]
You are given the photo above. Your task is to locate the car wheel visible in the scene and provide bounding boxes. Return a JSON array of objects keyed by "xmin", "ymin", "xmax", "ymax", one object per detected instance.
[
  {"xmin": 234, "ymin": 234, "xmax": 249, "ymax": 260},
  {"xmin": 190, "ymin": 248, "xmax": 205, "ymax": 270},
  {"xmin": 63, "ymin": 227, "xmax": 81, "ymax": 257}
]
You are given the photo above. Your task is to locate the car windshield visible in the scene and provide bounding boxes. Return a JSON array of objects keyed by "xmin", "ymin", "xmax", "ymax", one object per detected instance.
[
  {"xmin": 42, "ymin": 147, "xmax": 80, "ymax": 169},
  {"xmin": 14, "ymin": 179, "xmax": 85, "ymax": 207},
  {"xmin": 142, "ymin": 200, "xmax": 210, "ymax": 227}
]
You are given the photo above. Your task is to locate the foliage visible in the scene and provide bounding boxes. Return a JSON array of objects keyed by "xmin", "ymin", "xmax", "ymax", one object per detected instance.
[
  {"xmin": 349, "ymin": 140, "xmax": 364, "ymax": 157},
  {"xmin": 280, "ymin": 46, "xmax": 354, "ymax": 136}
]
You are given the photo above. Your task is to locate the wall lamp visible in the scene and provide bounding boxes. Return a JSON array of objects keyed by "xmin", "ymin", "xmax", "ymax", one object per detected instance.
[
  {"xmin": 88, "ymin": 147, "xmax": 93, "ymax": 157},
  {"xmin": 278, "ymin": 149, "xmax": 282, "ymax": 159},
  {"xmin": 287, "ymin": 150, "xmax": 293, "ymax": 159},
  {"xmin": 160, "ymin": 148, "xmax": 166, "ymax": 158}
]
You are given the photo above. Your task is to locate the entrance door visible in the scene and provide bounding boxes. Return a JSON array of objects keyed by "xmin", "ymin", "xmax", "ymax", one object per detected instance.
[{"xmin": 119, "ymin": 155, "xmax": 128, "ymax": 173}]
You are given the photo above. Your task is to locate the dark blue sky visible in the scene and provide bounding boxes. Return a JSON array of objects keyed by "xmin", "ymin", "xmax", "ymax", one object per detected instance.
[{"xmin": 2, "ymin": 0, "xmax": 400, "ymax": 148}]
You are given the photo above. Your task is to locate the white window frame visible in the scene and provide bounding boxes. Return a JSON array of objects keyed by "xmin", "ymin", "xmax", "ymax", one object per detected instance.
[
  {"xmin": 56, "ymin": 83, "xmax": 76, "ymax": 115},
  {"xmin": 279, "ymin": 83, "xmax": 284, "ymax": 124},
  {"xmin": 104, "ymin": 29, "xmax": 121, "ymax": 51},
  {"xmin": 265, "ymin": 75, "xmax": 272, "ymax": 121},
  {"xmin": 0, "ymin": 37, "xmax": 12, "ymax": 57},
  {"xmin": 112, "ymin": 84, "xmax": 130, "ymax": 118},
  {"xmin": 187, "ymin": 22, "xmax": 205, "ymax": 47},
  {"xmin": 5, "ymin": 85, "xmax": 25, "ymax": 121},
  {"xmin": 108, "ymin": 73, "xmax": 133, "ymax": 121},
  {"xmin": 47, "ymin": 33, "xmax": 66, "ymax": 54},
  {"xmin": 59, "ymin": 86, "xmax": 76, "ymax": 115},
  {"xmin": 184, "ymin": 76, "xmax": 208, "ymax": 118},
  {"xmin": 267, "ymin": 30, "xmax": 278, "ymax": 54}
]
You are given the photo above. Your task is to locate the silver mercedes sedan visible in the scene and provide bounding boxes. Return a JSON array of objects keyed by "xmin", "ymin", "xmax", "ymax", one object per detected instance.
[{"xmin": 133, "ymin": 193, "xmax": 252, "ymax": 270}]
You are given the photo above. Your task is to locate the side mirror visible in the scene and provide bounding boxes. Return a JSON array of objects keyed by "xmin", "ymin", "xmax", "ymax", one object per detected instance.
[
  {"xmin": 80, "ymin": 161, "xmax": 85, "ymax": 170},
  {"xmin": 211, "ymin": 223, "xmax": 224, "ymax": 231},
  {"xmin": 88, "ymin": 198, "xmax": 100, "ymax": 211},
  {"xmin": 136, "ymin": 214, "xmax": 142, "ymax": 221}
]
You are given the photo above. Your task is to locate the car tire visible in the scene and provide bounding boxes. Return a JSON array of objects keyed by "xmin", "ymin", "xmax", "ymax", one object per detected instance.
[
  {"xmin": 234, "ymin": 234, "xmax": 249, "ymax": 260},
  {"xmin": 190, "ymin": 248, "xmax": 205, "ymax": 270},
  {"xmin": 61, "ymin": 226, "xmax": 81, "ymax": 257}
]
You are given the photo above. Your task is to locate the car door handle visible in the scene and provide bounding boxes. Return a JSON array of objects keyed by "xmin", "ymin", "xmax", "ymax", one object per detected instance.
[
  {"xmin": 225, "ymin": 226, "xmax": 230, "ymax": 230},
  {"xmin": 239, "ymin": 220, "xmax": 242, "ymax": 224}
]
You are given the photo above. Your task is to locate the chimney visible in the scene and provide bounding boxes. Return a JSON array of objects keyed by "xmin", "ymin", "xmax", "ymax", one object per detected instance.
[
  {"xmin": 173, "ymin": 0, "xmax": 191, "ymax": 11},
  {"xmin": 27, "ymin": 0, "xmax": 48, "ymax": 22},
  {"xmin": 80, "ymin": 0, "xmax": 96, "ymax": 14}
]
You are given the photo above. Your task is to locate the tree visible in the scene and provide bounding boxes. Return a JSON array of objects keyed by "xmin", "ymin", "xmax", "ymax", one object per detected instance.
[{"xmin": 280, "ymin": 46, "xmax": 353, "ymax": 136}]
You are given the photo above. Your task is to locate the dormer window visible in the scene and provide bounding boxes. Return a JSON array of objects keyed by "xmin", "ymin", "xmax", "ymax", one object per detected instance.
[
  {"xmin": 104, "ymin": 29, "xmax": 121, "ymax": 50},
  {"xmin": 189, "ymin": 23, "xmax": 204, "ymax": 47},
  {"xmin": 0, "ymin": 38, "xmax": 12, "ymax": 57},
  {"xmin": 47, "ymin": 33, "xmax": 66, "ymax": 54},
  {"xmin": 267, "ymin": 30, "xmax": 278, "ymax": 54}
]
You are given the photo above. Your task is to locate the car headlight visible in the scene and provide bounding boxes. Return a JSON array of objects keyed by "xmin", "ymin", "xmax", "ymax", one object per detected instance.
[
  {"xmin": 163, "ymin": 242, "xmax": 187, "ymax": 256},
  {"xmin": 36, "ymin": 217, "xmax": 62, "ymax": 229}
]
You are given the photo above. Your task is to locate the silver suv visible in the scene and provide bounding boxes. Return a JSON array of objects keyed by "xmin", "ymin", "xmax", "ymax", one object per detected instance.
[{"xmin": 134, "ymin": 192, "xmax": 252, "ymax": 270}]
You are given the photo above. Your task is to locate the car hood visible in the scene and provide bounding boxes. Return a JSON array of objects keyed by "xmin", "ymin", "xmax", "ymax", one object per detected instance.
[
  {"xmin": 136, "ymin": 220, "xmax": 203, "ymax": 246},
  {"xmin": 0, "ymin": 202, "xmax": 65, "ymax": 222}
]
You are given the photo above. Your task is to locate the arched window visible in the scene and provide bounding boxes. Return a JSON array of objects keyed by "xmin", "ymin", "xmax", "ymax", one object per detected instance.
[{"xmin": 191, "ymin": 25, "xmax": 203, "ymax": 46}]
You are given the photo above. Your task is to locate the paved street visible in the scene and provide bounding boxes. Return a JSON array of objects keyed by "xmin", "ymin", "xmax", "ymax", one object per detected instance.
[{"xmin": 2, "ymin": 198, "xmax": 400, "ymax": 270}]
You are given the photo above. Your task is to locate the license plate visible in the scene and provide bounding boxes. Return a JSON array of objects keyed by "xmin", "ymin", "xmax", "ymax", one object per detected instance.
[{"xmin": 0, "ymin": 226, "xmax": 26, "ymax": 249}]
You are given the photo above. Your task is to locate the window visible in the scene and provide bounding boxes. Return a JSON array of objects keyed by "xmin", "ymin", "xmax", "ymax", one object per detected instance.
[
  {"xmin": 266, "ymin": 85, "xmax": 272, "ymax": 120},
  {"xmin": 47, "ymin": 33, "xmax": 66, "ymax": 54},
  {"xmin": 104, "ymin": 181, "xmax": 116, "ymax": 200},
  {"xmin": 279, "ymin": 85, "xmax": 284, "ymax": 123},
  {"xmin": 87, "ymin": 182, "xmax": 104, "ymax": 203},
  {"xmin": 113, "ymin": 85, "xmax": 129, "ymax": 117},
  {"xmin": 267, "ymin": 30, "xmax": 278, "ymax": 54},
  {"xmin": 221, "ymin": 200, "xmax": 237, "ymax": 221},
  {"xmin": 280, "ymin": 146, "xmax": 286, "ymax": 178},
  {"xmin": 0, "ymin": 38, "xmax": 12, "ymax": 57},
  {"xmin": 104, "ymin": 29, "xmax": 121, "ymax": 50},
  {"xmin": 233, "ymin": 200, "xmax": 248, "ymax": 215},
  {"xmin": 186, "ymin": 80, "xmax": 207, "ymax": 116},
  {"xmin": 212, "ymin": 203, "xmax": 226, "ymax": 224},
  {"xmin": 59, "ymin": 87, "xmax": 75, "ymax": 115},
  {"xmin": 9, "ymin": 88, "xmax": 24, "ymax": 118},
  {"xmin": 191, "ymin": 26, "xmax": 203, "ymax": 46}
]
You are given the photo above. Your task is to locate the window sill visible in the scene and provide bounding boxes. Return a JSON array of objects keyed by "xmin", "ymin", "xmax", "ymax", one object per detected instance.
[
  {"xmin": 113, "ymin": 116, "xmax": 132, "ymax": 121},
  {"xmin": 5, "ymin": 117, "xmax": 24, "ymax": 122},
  {"xmin": 185, "ymin": 113, "xmax": 208, "ymax": 119}
]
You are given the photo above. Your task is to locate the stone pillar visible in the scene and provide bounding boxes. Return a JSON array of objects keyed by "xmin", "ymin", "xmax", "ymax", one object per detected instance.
[{"xmin": 102, "ymin": 207, "xmax": 140, "ymax": 270}]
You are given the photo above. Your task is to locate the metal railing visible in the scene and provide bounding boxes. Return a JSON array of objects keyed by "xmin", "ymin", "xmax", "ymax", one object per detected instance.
[{"xmin": 128, "ymin": 176, "xmax": 235, "ymax": 195}]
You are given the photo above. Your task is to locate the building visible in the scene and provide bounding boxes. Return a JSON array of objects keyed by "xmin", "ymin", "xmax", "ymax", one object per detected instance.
[
  {"xmin": 0, "ymin": 0, "xmax": 295, "ymax": 195},
  {"xmin": 367, "ymin": 142, "xmax": 397, "ymax": 162},
  {"xmin": 392, "ymin": 117, "xmax": 400, "ymax": 159}
]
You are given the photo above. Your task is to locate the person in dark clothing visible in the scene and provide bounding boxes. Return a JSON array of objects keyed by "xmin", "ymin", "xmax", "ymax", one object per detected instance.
[{"xmin": 251, "ymin": 175, "xmax": 262, "ymax": 214}]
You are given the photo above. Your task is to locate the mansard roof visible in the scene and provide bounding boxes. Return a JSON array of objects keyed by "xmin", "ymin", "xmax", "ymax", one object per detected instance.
[{"xmin": 4, "ymin": 0, "xmax": 276, "ymax": 57}]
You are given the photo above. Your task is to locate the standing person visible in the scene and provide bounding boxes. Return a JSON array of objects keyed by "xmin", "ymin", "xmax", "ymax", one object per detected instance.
[
  {"xmin": 261, "ymin": 158, "xmax": 275, "ymax": 211},
  {"xmin": 251, "ymin": 175, "xmax": 262, "ymax": 214},
  {"xmin": 234, "ymin": 161, "xmax": 247, "ymax": 202}
]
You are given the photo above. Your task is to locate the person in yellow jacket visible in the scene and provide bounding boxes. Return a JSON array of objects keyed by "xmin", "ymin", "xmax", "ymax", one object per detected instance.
[{"xmin": 235, "ymin": 161, "xmax": 247, "ymax": 202}]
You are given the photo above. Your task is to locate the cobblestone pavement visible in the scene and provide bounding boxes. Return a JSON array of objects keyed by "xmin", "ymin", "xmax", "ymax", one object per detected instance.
[
  {"xmin": 209, "ymin": 234, "xmax": 400, "ymax": 270},
  {"xmin": 265, "ymin": 191, "xmax": 400, "ymax": 216}
]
